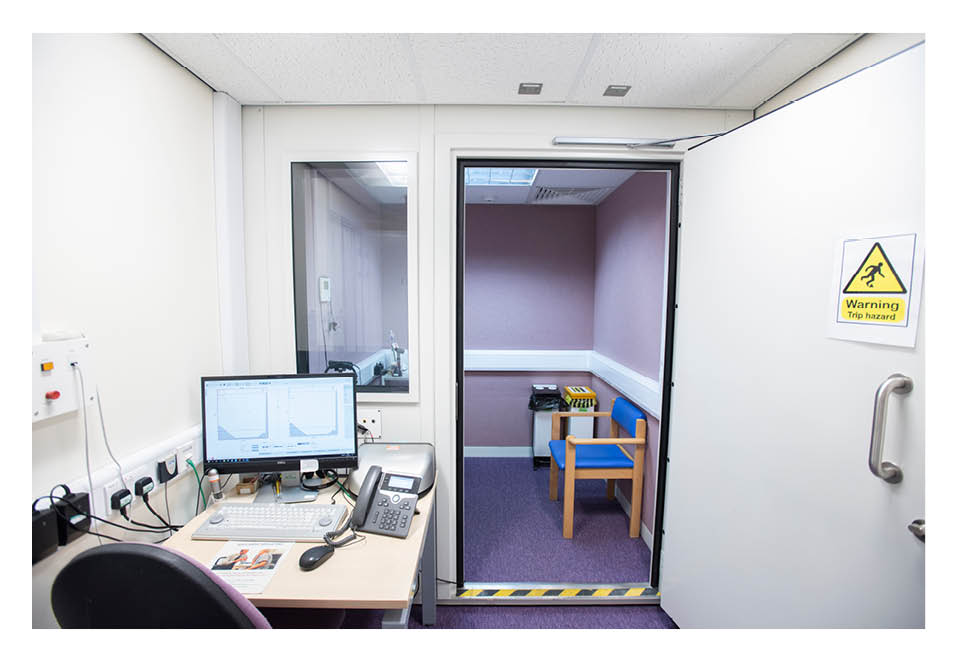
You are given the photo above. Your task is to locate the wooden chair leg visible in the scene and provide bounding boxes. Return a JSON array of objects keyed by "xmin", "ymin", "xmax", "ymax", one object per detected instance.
[
  {"xmin": 549, "ymin": 456, "xmax": 558, "ymax": 501},
  {"xmin": 606, "ymin": 478, "xmax": 616, "ymax": 500},
  {"xmin": 563, "ymin": 442, "xmax": 576, "ymax": 538},
  {"xmin": 629, "ymin": 450, "xmax": 645, "ymax": 539}
]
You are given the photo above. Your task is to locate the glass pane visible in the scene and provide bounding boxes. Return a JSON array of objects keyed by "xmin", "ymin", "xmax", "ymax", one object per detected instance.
[{"xmin": 291, "ymin": 161, "xmax": 410, "ymax": 393}]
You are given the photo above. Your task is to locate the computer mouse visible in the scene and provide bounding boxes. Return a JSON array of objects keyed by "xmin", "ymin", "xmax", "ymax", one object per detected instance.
[{"xmin": 299, "ymin": 544, "xmax": 335, "ymax": 571}]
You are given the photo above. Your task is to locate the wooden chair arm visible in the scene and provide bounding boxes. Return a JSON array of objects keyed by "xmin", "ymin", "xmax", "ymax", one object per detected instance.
[
  {"xmin": 551, "ymin": 410, "xmax": 609, "ymax": 441},
  {"xmin": 567, "ymin": 436, "xmax": 646, "ymax": 446},
  {"xmin": 550, "ymin": 411, "xmax": 611, "ymax": 419}
]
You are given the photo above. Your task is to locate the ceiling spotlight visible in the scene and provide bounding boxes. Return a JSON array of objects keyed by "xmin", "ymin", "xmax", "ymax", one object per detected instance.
[
  {"xmin": 603, "ymin": 85, "xmax": 632, "ymax": 97},
  {"xmin": 518, "ymin": 82, "xmax": 543, "ymax": 95}
]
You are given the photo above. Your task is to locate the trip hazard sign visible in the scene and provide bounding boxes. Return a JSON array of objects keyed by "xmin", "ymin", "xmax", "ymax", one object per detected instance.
[{"xmin": 828, "ymin": 233, "xmax": 923, "ymax": 347}]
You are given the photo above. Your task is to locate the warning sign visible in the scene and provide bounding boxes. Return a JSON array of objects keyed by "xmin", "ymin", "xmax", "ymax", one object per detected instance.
[
  {"xmin": 828, "ymin": 233, "xmax": 923, "ymax": 348},
  {"xmin": 842, "ymin": 242, "xmax": 907, "ymax": 294}
]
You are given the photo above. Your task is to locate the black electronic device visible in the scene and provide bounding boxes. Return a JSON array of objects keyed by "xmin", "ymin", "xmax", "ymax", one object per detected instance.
[
  {"xmin": 201, "ymin": 373, "xmax": 359, "ymax": 476},
  {"xmin": 32, "ymin": 504, "xmax": 58, "ymax": 564},
  {"xmin": 157, "ymin": 455, "xmax": 178, "ymax": 483},
  {"xmin": 298, "ymin": 544, "xmax": 335, "ymax": 571},
  {"xmin": 351, "ymin": 465, "xmax": 421, "ymax": 539},
  {"xmin": 52, "ymin": 486, "xmax": 91, "ymax": 546}
]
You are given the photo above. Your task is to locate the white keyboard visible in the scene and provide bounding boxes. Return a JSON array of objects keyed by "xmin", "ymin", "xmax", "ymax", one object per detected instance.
[{"xmin": 191, "ymin": 502, "xmax": 349, "ymax": 542}]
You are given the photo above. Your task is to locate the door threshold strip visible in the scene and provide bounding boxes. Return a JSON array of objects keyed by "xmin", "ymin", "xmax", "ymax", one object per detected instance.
[{"xmin": 445, "ymin": 582, "xmax": 660, "ymax": 606}]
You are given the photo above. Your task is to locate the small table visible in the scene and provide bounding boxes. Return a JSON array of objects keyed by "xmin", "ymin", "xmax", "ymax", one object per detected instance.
[{"xmin": 163, "ymin": 489, "xmax": 436, "ymax": 628}]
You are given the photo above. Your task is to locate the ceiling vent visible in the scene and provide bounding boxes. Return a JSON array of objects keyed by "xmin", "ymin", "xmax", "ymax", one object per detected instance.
[{"xmin": 530, "ymin": 186, "xmax": 615, "ymax": 205}]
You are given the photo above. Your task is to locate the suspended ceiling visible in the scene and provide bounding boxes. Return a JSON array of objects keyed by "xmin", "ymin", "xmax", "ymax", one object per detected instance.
[
  {"xmin": 465, "ymin": 168, "xmax": 641, "ymax": 205},
  {"xmin": 145, "ymin": 33, "xmax": 859, "ymax": 110}
]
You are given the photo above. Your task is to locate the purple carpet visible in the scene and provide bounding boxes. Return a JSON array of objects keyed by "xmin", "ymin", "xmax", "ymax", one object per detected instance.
[
  {"xmin": 464, "ymin": 457, "xmax": 651, "ymax": 583},
  {"xmin": 337, "ymin": 604, "xmax": 676, "ymax": 629}
]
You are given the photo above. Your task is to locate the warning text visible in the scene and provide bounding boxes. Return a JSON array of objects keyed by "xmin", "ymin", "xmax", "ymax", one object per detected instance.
[{"xmin": 840, "ymin": 296, "xmax": 906, "ymax": 323}]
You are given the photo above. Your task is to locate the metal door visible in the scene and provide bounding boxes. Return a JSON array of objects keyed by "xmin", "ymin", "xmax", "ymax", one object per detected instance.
[{"xmin": 660, "ymin": 45, "xmax": 924, "ymax": 627}]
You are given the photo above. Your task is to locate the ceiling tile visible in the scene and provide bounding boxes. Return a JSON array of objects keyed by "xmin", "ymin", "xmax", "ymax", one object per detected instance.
[
  {"xmin": 146, "ymin": 33, "xmax": 283, "ymax": 104},
  {"xmin": 408, "ymin": 33, "xmax": 594, "ymax": 104},
  {"xmin": 147, "ymin": 33, "xmax": 860, "ymax": 109},
  {"xmin": 215, "ymin": 33, "xmax": 421, "ymax": 104},
  {"xmin": 710, "ymin": 34, "xmax": 859, "ymax": 107},
  {"xmin": 570, "ymin": 34, "xmax": 787, "ymax": 108}
]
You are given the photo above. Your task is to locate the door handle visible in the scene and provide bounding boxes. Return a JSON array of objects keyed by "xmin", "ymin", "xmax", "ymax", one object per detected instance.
[
  {"xmin": 868, "ymin": 373, "xmax": 912, "ymax": 484},
  {"xmin": 908, "ymin": 519, "xmax": 925, "ymax": 542}
]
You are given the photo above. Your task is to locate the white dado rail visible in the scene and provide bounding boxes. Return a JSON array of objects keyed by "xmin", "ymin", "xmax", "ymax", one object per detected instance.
[{"xmin": 463, "ymin": 349, "xmax": 662, "ymax": 419}]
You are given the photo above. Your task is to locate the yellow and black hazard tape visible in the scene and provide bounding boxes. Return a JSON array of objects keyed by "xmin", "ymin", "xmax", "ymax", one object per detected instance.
[{"xmin": 456, "ymin": 586, "xmax": 658, "ymax": 598}]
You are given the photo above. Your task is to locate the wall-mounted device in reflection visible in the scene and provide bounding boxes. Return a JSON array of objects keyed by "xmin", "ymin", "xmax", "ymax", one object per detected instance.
[{"xmin": 318, "ymin": 276, "xmax": 332, "ymax": 303}]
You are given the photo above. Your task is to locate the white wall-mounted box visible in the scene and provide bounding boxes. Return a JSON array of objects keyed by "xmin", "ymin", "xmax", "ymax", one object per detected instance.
[{"xmin": 32, "ymin": 337, "xmax": 97, "ymax": 423}]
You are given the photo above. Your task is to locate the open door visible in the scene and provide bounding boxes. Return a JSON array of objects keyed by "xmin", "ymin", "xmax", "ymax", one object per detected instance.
[{"xmin": 660, "ymin": 45, "xmax": 924, "ymax": 627}]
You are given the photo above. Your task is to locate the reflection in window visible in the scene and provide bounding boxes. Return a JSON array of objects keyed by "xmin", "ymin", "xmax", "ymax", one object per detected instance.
[{"xmin": 291, "ymin": 161, "xmax": 410, "ymax": 393}]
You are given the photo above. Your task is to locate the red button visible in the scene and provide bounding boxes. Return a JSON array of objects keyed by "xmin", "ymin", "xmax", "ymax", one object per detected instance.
[{"xmin": 45, "ymin": 391, "xmax": 61, "ymax": 400}]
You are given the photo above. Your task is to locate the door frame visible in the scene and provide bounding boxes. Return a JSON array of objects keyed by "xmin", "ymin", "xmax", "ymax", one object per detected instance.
[{"xmin": 455, "ymin": 158, "xmax": 682, "ymax": 588}]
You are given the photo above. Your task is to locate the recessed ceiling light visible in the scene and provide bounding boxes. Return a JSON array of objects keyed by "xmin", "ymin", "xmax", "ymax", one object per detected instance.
[
  {"xmin": 518, "ymin": 82, "xmax": 543, "ymax": 95},
  {"xmin": 603, "ymin": 85, "xmax": 632, "ymax": 97}
]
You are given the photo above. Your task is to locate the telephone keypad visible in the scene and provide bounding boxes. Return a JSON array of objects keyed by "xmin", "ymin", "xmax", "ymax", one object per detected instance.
[{"xmin": 356, "ymin": 472, "xmax": 422, "ymax": 539}]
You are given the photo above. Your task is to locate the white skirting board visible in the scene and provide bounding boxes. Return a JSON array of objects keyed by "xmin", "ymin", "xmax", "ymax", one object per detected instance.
[
  {"xmin": 39, "ymin": 425, "xmax": 202, "ymax": 520},
  {"xmin": 463, "ymin": 349, "xmax": 661, "ymax": 418}
]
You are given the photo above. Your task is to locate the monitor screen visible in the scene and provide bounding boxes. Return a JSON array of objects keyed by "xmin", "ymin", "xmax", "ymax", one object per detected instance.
[{"xmin": 201, "ymin": 373, "xmax": 358, "ymax": 474}]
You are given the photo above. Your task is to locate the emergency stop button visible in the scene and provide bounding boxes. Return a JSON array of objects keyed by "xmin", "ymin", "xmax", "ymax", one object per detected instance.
[{"xmin": 45, "ymin": 390, "xmax": 61, "ymax": 400}]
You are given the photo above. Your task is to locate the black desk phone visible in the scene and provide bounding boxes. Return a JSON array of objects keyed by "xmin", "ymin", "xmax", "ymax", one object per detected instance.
[{"xmin": 352, "ymin": 465, "xmax": 421, "ymax": 538}]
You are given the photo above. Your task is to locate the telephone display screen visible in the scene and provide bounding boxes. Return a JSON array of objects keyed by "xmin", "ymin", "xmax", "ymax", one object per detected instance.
[{"xmin": 388, "ymin": 475, "xmax": 415, "ymax": 490}]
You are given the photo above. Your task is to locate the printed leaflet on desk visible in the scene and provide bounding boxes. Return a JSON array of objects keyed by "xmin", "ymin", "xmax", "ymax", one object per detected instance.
[{"xmin": 209, "ymin": 541, "xmax": 293, "ymax": 594}]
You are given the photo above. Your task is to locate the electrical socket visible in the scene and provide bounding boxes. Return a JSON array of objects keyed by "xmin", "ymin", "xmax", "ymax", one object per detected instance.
[
  {"xmin": 103, "ymin": 478, "xmax": 123, "ymax": 513},
  {"xmin": 176, "ymin": 442, "xmax": 194, "ymax": 472},
  {"xmin": 356, "ymin": 408, "xmax": 382, "ymax": 440}
]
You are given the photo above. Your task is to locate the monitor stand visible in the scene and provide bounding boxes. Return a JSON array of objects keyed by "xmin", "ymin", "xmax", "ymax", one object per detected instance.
[{"xmin": 253, "ymin": 473, "xmax": 319, "ymax": 504}]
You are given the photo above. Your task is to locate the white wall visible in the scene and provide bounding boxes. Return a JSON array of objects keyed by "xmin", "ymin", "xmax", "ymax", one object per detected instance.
[
  {"xmin": 242, "ymin": 102, "xmax": 750, "ymax": 594},
  {"xmin": 32, "ymin": 34, "xmax": 220, "ymax": 626},
  {"xmin": 755, "ymin": 34, "xmax": 924, "ymax": 117}
]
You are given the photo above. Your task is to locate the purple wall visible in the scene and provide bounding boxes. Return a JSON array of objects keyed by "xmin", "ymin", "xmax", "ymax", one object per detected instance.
[
  {"xmin": 463, "ymin": 372, "xmax": 592, "ymax": 447},
  {"xmin": 463, "ymin": 174, "xmax": 670, "ymax": 534},
  {"xmin": 464, "ymin": 204, "xmax": 595, "ymax": 349},
  {"xmin": 593, "ymin": 172, "xmax": 669, "ymax": 378}
]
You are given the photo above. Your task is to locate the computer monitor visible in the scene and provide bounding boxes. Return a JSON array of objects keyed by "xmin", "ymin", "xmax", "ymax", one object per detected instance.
[{"xmin": 201, "ymin": 373, "xmax": 358, "ymax": 475}]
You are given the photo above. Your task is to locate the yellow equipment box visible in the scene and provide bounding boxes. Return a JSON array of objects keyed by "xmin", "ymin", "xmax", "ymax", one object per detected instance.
[{"xmin": 563, "ymin": 385, "xmax": 596, "ymax": 408}]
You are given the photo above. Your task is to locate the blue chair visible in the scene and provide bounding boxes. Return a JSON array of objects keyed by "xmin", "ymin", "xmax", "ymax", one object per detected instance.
[{"xmin": 549, "ymin": 397, "xmax": 647, "ymax": 538}]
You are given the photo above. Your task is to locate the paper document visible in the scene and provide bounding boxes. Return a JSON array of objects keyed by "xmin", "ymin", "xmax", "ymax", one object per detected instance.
[{"xmin": 208, "ymin": 541, "xmax": 293, "ymax": 594}]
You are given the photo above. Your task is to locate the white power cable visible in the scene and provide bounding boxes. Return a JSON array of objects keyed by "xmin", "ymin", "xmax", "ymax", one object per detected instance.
[
  {"xmin": 71, "ymin": 362, "xmax": 102, "ymax": 544},
  {"xmin": 96, "ymin": 386, "xmax": 129, "ymax": 493}
]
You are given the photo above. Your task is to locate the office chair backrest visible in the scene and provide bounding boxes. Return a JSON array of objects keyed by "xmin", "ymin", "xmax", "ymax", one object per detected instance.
[
  {"xmin": 611, "ymin": 397, "xmax": 647, "ymax": 437},
  {"xmin": 51, "ymin": 542, "xmax": 271, "ymax": 628}
]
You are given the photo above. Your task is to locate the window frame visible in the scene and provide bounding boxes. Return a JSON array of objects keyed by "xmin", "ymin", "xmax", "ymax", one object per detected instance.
[{"xmin": 287, "ymin": 151, "xmax": 420, "ymax": 404}]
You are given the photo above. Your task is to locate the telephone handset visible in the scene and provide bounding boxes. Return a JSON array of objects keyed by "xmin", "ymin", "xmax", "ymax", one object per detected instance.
[
  {"xmin": 351, "ymin": 464, "xmax": 421, "ymax": 539},
  {"xmin": 351, "ymin": 465, "xmax": 381, "ymax": 529}
]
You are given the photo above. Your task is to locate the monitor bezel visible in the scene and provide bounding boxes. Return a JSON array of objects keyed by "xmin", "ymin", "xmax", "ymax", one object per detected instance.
[{"xmin": 200, "ymin": 372, "xmax": 359, "ymax": 475}]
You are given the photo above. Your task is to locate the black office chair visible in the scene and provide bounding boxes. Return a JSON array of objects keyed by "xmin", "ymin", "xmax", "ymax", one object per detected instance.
[{"xmin": 51, "ymin": 542, "xmax": 271, "ymax": 628}]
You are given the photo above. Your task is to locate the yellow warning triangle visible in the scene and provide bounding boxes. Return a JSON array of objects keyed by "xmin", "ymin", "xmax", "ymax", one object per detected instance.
[{"xmin": 843, "ymin": 242, "xmax": 907, "ymax": 294}]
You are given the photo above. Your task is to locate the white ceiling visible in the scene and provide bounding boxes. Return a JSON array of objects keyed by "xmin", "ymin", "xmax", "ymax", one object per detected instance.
[
  {"xmin": 145, "ymin": 33, "xmax": 859, "ymax": 109},
  {"xmin": 465, "ymin": 168, "xmax": 639, "ymax": 205}
]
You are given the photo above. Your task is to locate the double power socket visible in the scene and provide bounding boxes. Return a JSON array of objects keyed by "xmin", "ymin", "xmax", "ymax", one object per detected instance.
[
  {"xmin": 102, "ymin": 440, "xmax": 196, "ymax": 512},
  {"xmin": 356, "ymin": 408, "xmax": 383, "ymax": 440}
]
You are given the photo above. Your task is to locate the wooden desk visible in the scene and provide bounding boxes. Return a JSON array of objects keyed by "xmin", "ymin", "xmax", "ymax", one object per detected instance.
[{"xmin": 163, "ymin": 489, "xmax": 436, "ymax": 628}]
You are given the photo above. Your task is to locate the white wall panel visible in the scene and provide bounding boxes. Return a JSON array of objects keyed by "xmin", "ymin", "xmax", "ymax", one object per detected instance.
[
  {"xmin": 242, "ymin": 101, "xmax": 751, "ymax": 595},
  {"xmin": 32, "ymin": 34, "xmax": 219, "ymax": 626}
]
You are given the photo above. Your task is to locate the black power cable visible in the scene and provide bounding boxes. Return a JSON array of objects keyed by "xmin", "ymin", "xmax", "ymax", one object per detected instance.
[
  {"xmin": 33, "ymin": 494, "xmax": 175, "ymax": 542},
  {"xmin": 143, "ymin": 493, "xmax": 179, "ymax": 531}
]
